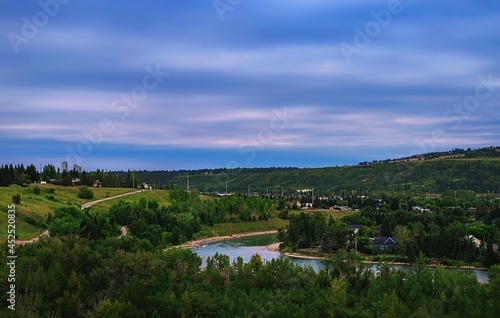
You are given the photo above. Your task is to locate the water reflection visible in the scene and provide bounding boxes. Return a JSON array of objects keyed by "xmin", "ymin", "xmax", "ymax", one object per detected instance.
[{"xmin": 191, "ymin": 234, "xmax": 489, "ymax": 283}]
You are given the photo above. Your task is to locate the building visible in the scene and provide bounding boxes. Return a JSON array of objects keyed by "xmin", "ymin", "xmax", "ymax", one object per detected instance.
[
  {"xmin": 73, "ymin": 164, "xmax": 82, "ymax": 174},
  {"xmin": 61, "ymin": 161, "xmax": 68, "ymax": 173},
  {"xmin": 370, "ymin": 236, "xmax": 397, "ymax": 252}
]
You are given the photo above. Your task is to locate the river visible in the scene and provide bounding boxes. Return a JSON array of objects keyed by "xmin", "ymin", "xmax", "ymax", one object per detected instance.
[{"xmin": 191, "ymin": 233, "xmax": 490, "ymax": 283}]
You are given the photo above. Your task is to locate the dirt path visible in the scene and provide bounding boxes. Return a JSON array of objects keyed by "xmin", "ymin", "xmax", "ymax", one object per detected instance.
[
  {"xmin": 16, "ymin": 230, "xmax": 50, "ymax": 246},
  {"xmin": 16, "ymin": 189, "xmax": 142, "ymax": 245},
  {"xmin": 81, "ymin": 189, "xmax": 146, "ymax": 209}
]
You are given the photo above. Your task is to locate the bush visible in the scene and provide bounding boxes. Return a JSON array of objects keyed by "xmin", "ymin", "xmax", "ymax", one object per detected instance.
[
  {"xmin": 78, "ymin": 186, "xmax": 94, "ymax": 199},
  {"xmin": 46, "ymin": 188, "xmax": 55, "ymax": 194},
  {"xmin": 33, "ymin": 186, "xmax": 41, "ymax": 195},
  {"xmin": 12, "ymin": 194, "xmax": 21, "ymax": 204},
  {"xmin": 278, "ymin": 209, "xmax": 289, "ymax": 220}
]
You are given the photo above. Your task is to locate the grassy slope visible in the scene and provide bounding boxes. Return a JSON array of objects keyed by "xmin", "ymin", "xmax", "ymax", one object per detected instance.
[
  {"xmin": 0, "ymin": 183, "xmax": 355, "ymax": 243},
  {"xmin": 196, "ymin": 210, "xmax": 355, "ymax": 238},
  {"xmin": 0, "ymin": 184, "xmax": 138, "ymax": 241}
]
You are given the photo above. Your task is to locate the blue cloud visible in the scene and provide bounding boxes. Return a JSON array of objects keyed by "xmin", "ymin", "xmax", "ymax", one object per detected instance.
[{"xmin": 1, "ymin": 0, "xmax": 499, "ymax": 170}]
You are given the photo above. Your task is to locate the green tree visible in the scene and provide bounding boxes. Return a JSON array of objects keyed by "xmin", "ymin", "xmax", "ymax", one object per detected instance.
[
  {"xmin": 78, "ymin": 186, "xmax": 94, "ymax": 199},
  {"xmin": 12, "ymin": 193, "xmax": 21, "ymax": 204}
]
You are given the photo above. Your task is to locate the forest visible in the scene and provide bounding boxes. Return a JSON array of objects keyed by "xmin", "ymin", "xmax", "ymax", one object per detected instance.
[
  {"xmin": 2, "ymin": 147, "xmax": 500, "ymax": 196},
  {"xmin": 45, "ymin": 189, "xmax": 277, "ymax": 248},
  {"xmin": 280, "ymin": 209, "xmax": 500, "ymax": 268},
  {"xmin": 2, "ymin": 146, "xmax": 500, "ymax": 316},
  {"xmin": 2, "ymin": 235, "xmax": 500, "ymax": 317}
]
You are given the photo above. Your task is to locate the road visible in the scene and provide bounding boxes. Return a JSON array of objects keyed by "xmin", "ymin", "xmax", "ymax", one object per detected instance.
[{"xmin": 81, "ymin": 189, "xmax": 146, "ymax": 209}]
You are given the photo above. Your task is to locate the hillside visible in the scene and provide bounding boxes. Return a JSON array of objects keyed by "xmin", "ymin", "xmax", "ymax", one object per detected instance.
[
  {"xmin": 135, "ymin": 147, "xmax": 500, "ymax": 196},
  {"xmin": 0, "ymin": 185, "xmax": 154, "ymax": 241}
]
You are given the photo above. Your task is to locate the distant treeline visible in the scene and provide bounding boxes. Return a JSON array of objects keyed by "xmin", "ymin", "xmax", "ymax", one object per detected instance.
[
  {"xmin": 3, "ymin": 146, "xmax": 500, "ymax": 195},
  {"xmin": 133, "ymin": 159, "xmax": 500, "ymax": 196}
]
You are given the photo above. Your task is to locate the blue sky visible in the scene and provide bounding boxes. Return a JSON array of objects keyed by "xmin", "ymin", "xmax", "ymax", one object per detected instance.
[{"xmin": 1, "ymin": 0, "xmax": 500, "ymax": 171}]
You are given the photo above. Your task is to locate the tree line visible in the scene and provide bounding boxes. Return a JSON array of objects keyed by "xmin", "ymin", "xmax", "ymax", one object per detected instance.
[
  {"xmin": 2, "ymin": 236, "xmax": 500, "ymax": 317},
  {"xmin": 279, "ymin": 206, "xmax": 500, "ymax": 267}
]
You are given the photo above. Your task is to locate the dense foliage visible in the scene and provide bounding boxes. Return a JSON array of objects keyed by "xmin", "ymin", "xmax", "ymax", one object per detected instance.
[
  {"xmin": 77, "ymin": 186, "xmax": 94, "ymax": 199},
  {"xmin": 2, "ymin": 237, "xmax": 500, "ymax": 317},
  {"xmin": 280, "ymin": 206, "xmax": 500, "ymax": 267},
  {"xmin": 132, "ymin": 148, "xmax": 500, "ymax": 195},
  {"xmin": 279, "ymin": 212, "xmax": 354, "ymax": 253},
  {"xmin": 68, "ymin": 190, "xmax": 277, "ymax": 246}
]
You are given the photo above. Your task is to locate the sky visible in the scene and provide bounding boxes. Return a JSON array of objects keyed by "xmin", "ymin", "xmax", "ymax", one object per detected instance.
[{"xmin": 1, "ymin": 0, "xmax": 500, "ymax": 171}]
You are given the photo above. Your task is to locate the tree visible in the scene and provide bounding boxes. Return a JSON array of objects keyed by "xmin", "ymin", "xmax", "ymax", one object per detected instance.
[
  {"xmin": 78, "ymin": 186, "xmax": 94, "ymax": 199},
  {"xmin": 42, "ymin": 164, "xmax": 57, "ymax": 181},
  {"xmin": 25, "ymin": 163, "xmax": 39, "ymax": 182},
  {"xmin": 12, "ymin": 193, "xmax": 21, "ymax": 204}
]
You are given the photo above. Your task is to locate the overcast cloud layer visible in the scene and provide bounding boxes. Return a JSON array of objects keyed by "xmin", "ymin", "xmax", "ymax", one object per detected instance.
[{"xmin": 1, "ymin": 0, "xmax": 500, "ymax": 171}]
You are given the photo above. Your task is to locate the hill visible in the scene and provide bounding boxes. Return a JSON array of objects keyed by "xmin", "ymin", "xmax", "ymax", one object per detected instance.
[
  {"xmin": 134, "ymin": 146, "xmax": 500, "ymax": 196},
  {"xmin": 0, "ymin": 185, "xmax": 160, "ymax": 241}
]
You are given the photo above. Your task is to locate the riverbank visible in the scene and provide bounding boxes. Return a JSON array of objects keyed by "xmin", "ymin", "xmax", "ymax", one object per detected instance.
[
  {"xmin": 265, "ymin": 242, "xmax": 488, "ymax": 270},
  {"xmin": 266, "ymin": 242, "xmax": 325, "ymax": 260},
  {"xmin": 178, "ymin": 230, "xmax": 278, "ymax": 249}
]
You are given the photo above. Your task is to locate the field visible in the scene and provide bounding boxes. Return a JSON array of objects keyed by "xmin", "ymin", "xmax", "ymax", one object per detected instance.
[
  {"xmin": 0, "ymin": 184, "xmax": 146, "ymax": 241},
  {"xmin": 0, "ymin": 184, "xmax": 354, "ymax": 243}
]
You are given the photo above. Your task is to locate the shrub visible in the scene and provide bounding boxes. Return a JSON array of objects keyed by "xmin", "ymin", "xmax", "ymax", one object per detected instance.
[
  {"xmin": 33, "ymin": 186, "xmax": 41, "ymax": 195},
  {"xmin": 78, "ymin": 186, "xmax": 94, "ymax": 199},
  {"xmin": 12, "ymin": 194, "xmax": 21, "ymax": 204}
]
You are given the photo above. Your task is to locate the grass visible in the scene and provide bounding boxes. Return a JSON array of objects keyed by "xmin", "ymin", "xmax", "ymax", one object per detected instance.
[
  {"xmin": 288, "ymin": 209, "xmax": 356, "ymax": 220},
  {"xmin": 196, "ymin": 218, "xmax": 289, "ymax": 238},
  {"xmin": 0, "ymin": 184, "xmax": 148, "ymax": 241},
  {"xmin": 85, "ymin": 190, "xmax": 172, "ymax": 214},
  {"xmin": 192, "ymin": 210, "xmax": 354, "ymax": 239},
  {"xmin": 0, "ymin": 184, "xmax": 353, "ymax": 243}
]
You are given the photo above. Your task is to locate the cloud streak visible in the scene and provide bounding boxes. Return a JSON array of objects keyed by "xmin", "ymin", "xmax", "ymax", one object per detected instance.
[{"xmin": 1, "ymin": 0, "xmax": 499, "ymax": 170}]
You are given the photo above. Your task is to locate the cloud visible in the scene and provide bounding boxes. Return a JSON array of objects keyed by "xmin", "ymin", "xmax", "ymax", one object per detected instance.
[{"xmin": 0, "ymin": 0, "xmax": 499, "ymax": 169}]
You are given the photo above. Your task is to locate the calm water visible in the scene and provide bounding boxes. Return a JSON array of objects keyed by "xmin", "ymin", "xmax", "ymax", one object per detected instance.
[{"xmin": 191, "ymin": 233, "xmax": 490, "ymax": 283}]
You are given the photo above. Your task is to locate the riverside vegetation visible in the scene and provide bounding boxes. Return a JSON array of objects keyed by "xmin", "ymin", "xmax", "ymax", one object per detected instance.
[{"xmin": 1, "ymin": 146, "xmax": 500, "ymax": 316}]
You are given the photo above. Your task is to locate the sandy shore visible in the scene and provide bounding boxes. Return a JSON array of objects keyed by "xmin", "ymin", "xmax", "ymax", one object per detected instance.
[
  {"xmin": 178, "ymin": 230, "xmax": 278, "ymax": 249},
  {"xmin": 266, "ymin": 242, "xmax": 281, "ymax": 252},
  {"xmin": 266, "ymin": 242, "xmax": 326, "ymax": 260}
]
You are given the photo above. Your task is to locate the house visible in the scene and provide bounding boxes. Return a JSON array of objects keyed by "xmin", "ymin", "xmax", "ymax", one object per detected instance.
[
  {"xmin": 370, "ymin": 236, "xmax": 397, "ymax": 252},
  {"xmin": 298, "ymin": 202, "xmax": 313, "ymax": 209},
  {"xmin": 330, "ymin": 205, "xmax": 352, "ymax": 211},
  {"xmin": 412, "ymin": 206, "xmax": 431, "ymax": 213},
  {"xmin": 467, "ymin": 207, "xmax": 477, "ymax": 214}
]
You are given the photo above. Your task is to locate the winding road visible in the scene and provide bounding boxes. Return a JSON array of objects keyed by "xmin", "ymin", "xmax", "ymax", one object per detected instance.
[{"xmin": 15, "ymin": 189, "xmax": 144, "ymax": 245}]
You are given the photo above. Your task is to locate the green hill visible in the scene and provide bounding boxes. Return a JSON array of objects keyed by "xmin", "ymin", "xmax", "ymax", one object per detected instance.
[
  {"xmin": 0, "ymin": 185, "xmax": 163, "ymax": 241},
  {"xmin": 137, "ymin": 148, "xmax": 500, "ymax": 196}
]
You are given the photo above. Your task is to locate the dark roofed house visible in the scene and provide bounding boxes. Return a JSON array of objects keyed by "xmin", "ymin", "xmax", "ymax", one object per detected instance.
[{"xmin": 370, "ymin": 236, "xmax": 397, "ymax": 252}]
